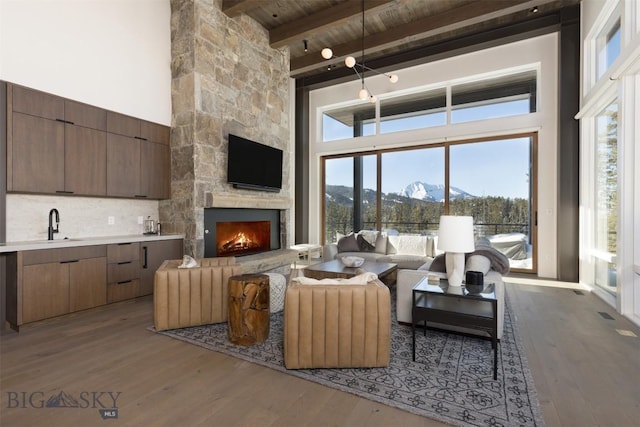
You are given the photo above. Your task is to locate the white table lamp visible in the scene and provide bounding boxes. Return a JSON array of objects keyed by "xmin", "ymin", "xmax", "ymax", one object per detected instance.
[{"xmin": 437, "ymin": 215, "xmax": 475, "ymax": 287}]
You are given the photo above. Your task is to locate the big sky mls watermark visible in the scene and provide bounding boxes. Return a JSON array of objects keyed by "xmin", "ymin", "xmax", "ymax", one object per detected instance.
[{"xmin": 5, "ymin": 390, "xmax": 122, "ymax": 420}]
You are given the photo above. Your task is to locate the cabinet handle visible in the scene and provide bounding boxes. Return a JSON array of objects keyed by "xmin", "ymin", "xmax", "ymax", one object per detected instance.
[
  {"xmin": 60, "ymin": 260, "xmax": 79, "ymax": 264},
  {"xmin": 117, "ymin": 261, "xmax": 132, "ymax": 265},
  {"xmin": 134, "ymin": 136, "xmax": 148, "ymax": 141},
  {"xmin": 55, "ymin": 190, "xmax": 74, "ymax": 194},
  {"xmin": 142, "ymin": 246, "xmax": 148, "ymax": 269},
  {"xmin": 117, "ymin": 243, "xmax": 132, "ymax": 246},
  {"xmin": 117, "ymin": 280, "xmax": 132, "ymax": 285},
  {"xmin": 54, "ymin": 118, "xmax": 74, "ymax": 125},
  {"xmin": 134, "ymin": 195, "xmax": 148, "ymax": 198}
]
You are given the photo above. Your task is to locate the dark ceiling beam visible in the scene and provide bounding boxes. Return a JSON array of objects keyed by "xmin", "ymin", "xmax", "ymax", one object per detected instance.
[
  {"xmin": 290, "ymin": 0, "xmax": 554, "ymax": 77},
  {"xmin": 221, "ymin": 0, "xmax": 261, "ymax": 18},
  {"xmin": 296, "ymin": 9, "xmax": 564, "ymax": 90},
  {"xmin": 269, "ymin": 0, "xmax": 395, "ymax": 49}
]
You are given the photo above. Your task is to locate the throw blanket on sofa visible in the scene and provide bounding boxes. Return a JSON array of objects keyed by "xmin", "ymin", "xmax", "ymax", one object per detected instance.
[{"xmin": 430, "ymin": 242, "xmax": 510, "ymax": 275}]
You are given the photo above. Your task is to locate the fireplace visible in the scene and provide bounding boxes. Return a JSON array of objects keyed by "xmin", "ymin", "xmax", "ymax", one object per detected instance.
[{"xmin": 204, "ymin": 208, "xmax": 281, "ymax": 257}]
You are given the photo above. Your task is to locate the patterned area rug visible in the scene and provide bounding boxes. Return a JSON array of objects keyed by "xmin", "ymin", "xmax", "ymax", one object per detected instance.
[{"xmin": 153, "ymin": 291, "xmax": 544, "ymax": 427}]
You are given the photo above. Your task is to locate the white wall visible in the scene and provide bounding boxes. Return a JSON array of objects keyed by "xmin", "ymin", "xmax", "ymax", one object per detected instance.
[
  {"xmin": 0, "ymin": 0, "xmax": 171, "ymax": 124},
  {"xmin": 1, "ymin": 0, "xmax": 172, "ymax": 241},
  {"xmin": 308, "ymin": 33, "xmax": 559, "ymax": 278}
]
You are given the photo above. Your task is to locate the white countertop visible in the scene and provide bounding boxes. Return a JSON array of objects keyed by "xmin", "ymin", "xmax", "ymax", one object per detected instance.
[{"xmin": 0, "ymin": 234, "xmax": 185, "ymax": 253}]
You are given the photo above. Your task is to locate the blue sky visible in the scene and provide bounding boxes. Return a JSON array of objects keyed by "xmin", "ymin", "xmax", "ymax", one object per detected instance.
[
  {"xmin": 324, "ymin": 99, "xmax": 532, "ymax": 199},
  {"xmin": 325, "ymin": 137, "xmax": 530, "ymax": 199}
]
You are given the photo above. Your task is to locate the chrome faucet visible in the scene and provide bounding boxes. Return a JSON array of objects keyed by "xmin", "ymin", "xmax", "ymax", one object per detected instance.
[{"xmin": 48, "ymin": 208, "xmax": 60, "ymax": 240}]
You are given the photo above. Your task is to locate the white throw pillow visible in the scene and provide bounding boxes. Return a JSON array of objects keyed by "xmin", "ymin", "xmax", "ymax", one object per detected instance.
[
  {"xmin": 465, "ymin": 255, "xmax": 491, "ymax": 275},
  {"xmin": 178, "ymin": 255, "xmax": 199, "ymax": 269}
]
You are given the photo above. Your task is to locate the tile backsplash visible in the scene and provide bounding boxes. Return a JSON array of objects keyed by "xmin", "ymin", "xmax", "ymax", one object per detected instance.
[{"xmin": 5, "ymin": 194, "xmax": 159, "ymax": 242}]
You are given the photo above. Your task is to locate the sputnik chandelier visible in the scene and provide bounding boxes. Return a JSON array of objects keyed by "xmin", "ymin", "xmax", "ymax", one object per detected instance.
[{"xmin": 320, "ymin": 0, "xmax": 398, "ymax": 103}]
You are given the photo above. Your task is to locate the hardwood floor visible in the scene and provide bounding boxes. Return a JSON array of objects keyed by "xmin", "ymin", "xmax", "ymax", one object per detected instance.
[{"xmin": 1, "ymin": 280, "xmax": 639, "ymax": 427}]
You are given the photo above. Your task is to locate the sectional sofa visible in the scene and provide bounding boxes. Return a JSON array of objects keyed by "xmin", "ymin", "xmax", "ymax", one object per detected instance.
[{"xmin": 322, "ymin": 230, "xmax": 438, "ymax": 270}]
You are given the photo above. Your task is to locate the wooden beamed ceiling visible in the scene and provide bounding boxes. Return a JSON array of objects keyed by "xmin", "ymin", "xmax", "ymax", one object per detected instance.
[{"xmin": 221, "ymin": 0, "xmax": 579, "ymax": 79}]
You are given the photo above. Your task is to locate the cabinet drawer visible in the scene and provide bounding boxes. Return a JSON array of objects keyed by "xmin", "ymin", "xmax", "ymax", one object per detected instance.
[
  {"xmin": 107, "ymin": 243, "xmax": 140, "ymax": 263},
  {"xmin": 107, "ymin": 261, "xmax": 140, "ymax": 283},
  {"xmin": 22, "ymin": 245, "xmax": 106, "ymax": 265},
  {"xmin": 108, "ymin": 279, "xmax": 140, "ymax": 303}
]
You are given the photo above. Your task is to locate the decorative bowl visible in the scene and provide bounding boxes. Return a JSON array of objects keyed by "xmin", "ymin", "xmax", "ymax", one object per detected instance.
[{"xmin": 340, "ymin": 256, "xmax": 365, "ymax": 267}]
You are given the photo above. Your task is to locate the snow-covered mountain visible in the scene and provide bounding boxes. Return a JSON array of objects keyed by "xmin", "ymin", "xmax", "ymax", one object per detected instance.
[{"xmin": 397, "ymin": 181, "xmax": 474, "ymax": 202}]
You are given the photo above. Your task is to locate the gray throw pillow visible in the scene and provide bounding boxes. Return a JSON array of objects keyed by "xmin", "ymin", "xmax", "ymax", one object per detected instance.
[
  {"xmin": 357, "ymin": 234, "xmax": 375, "ymax": 252},
  {"xmin": 337, "ymin": 234, "xmax": 360, "ymax": 252}
]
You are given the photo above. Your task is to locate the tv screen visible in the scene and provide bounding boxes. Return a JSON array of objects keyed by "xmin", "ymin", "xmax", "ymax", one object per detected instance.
[{"xmin": 227, "ymin": 134, "xmax": 283, "ymax": 192}]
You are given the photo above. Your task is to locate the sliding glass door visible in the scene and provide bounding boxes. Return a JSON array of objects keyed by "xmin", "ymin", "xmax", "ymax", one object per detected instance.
[{"xmin": 449, "ymin": 136, "xmax": 536, "ymax": 271}]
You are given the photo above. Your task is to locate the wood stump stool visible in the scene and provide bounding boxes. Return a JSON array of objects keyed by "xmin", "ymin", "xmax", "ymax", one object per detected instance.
[{"xmin": 228, "ymin": 274, "xmax": 270, "ymax": 345}]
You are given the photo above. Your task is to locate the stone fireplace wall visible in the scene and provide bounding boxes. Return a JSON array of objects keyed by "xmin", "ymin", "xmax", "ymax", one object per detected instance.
[{"xmin": 165, "ymin": 0, "xmax": 292, "ymax": 257}]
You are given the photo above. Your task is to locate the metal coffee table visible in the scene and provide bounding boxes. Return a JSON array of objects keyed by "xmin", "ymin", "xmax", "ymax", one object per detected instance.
[{"xmin": 412, "ymin": 277, "xmax": 499, "ymax": 379}]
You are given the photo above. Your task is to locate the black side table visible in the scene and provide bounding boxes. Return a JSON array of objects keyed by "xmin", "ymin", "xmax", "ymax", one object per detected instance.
[{"xmin": 412, "ymin": 277, "xmax": 499, "ymax": 380}]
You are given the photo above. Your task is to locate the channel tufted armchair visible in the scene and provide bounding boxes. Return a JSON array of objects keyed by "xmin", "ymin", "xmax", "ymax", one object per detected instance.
[
  {"xmin": 284, "ymin": 273, "xmax": 391, "ymax": 369},
  {"xmin": 153, "ymin": 257, "xmax": 243, "ymax": 331}
]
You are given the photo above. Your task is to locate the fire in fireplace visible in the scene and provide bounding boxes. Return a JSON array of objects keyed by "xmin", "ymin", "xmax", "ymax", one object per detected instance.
[
  {"xmin": 204, "ymin": 208, "xmax": 281, "ymax": 258},
  {"xmin": 216, "ymin": 220, "xmax": 271, "ymax": 256}
]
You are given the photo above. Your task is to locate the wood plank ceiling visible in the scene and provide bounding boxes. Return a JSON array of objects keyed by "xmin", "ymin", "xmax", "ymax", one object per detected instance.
[{"xmin": 221, "ymin": 0, "xmax": 579, "ymax": 81}]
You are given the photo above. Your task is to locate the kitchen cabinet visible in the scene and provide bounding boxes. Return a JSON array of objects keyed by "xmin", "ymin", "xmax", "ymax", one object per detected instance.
[
  {"xmin": 140, "ymin": 141, "xmax": 170, "ymax": 199},
  {"xmin": 5, "ymin": 237, "xmax": 183, "ymax": 330},
  {"xmin": 65, "ymin": 124, "xmax": 107, "ymax": 195},
  {"xmin": 7, "ymin": 84, "xmax": 107, "ymax": 196},
  {"xmin": 106, "ymin": 111, "xmax": 170, "ymax": 199},
  {"xmin": 106, "ymin": 133, "xmax": 141, "ymax": 197},
  {"xmin": 9, "ymin": 112, "xmax": 65, "ymax": 193},
  {"xmin": 107, "ymin": 242, "xmax": 140, "ymax": 303},
  {"xmin": 6, "ymin": 83, "xmax": 168, "ymax": 199},
  {"xmin": 19, "ymin": 246, "xmax": 107, "ymax": 324},
  {"xmin": 139, "ymin": 238, "xmax": 183, "ymax": 296}
]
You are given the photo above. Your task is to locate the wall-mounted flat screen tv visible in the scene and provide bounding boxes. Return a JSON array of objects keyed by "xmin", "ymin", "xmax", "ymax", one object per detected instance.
[{"xmin": 227, "ymin": 134, "xmax": 283, "ymax": 192}]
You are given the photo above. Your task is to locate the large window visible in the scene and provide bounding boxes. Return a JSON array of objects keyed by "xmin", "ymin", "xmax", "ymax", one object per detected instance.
[
  {"xmin": 321, "ymin": 69, "xmax": 537, "ymax": 142},
  {"xmin": 449, "ymin": 137, "xmax": 535, "ymax": 269},
  {"xmin": 451, "ymin": 71, "xmax": 537, "ymax": 124},
  {"xmin": 379, "ymin": 89, "xmax": 446, "ymax": 134},
  {"xmin": 597, "ymin": 18, "xmax": 621, "ymax": 79},
  {"xmin": 593, "ymin": 101, "xmax": 618, "ymax": 294},
  {"xmin": 322, "ymin": 103, "xmax": 375, "ymax": 141},
  {"xmin": 322, "ymin": 134, "xmax": 537, "ymax": 272}
]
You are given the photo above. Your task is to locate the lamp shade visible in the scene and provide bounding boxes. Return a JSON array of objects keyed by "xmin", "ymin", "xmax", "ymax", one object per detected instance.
[{"xmin": 437, "ymin": 215, "xmax": 475, "ymax": 253}]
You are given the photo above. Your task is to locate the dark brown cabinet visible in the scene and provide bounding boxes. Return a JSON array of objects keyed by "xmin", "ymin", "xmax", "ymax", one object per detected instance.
[
  {"xmin": 7, "ymin": 84, "xmax": 108, "ymax": 196},
  {"xmin": 19, "ymin": 246, "xmax": 107, "ymax": 324},
  {"xmin": 107, "ymin": 133, "xmax": 141, "ymax": 197},
  {"xmin": 6, "ymin": 238, "xmax": 183, "ymax": 330},
  {"xmin": 6, "ymin": 83, "xmax": 169, "ymax": 199},
  {"xmin": 106, "ymin": 111, "xmax": 170, "ymax": 199},
  {"xmin": 139, "ymin": 239, "xmax": 183, "ymax": 296},
  {"xmin": 9, "ymin": 112, "xmax": 65, "ymax": 193},
  {"xmin": 65, "ymin": 124, "xmax": 107, "ymax": 195},
  {"xmin": 140, "ymin": 141, "xmax": 170, "ymax": 199},
  {"xmin": 107, "ymin": 242, "xmax": 141, "ymax": 303}
]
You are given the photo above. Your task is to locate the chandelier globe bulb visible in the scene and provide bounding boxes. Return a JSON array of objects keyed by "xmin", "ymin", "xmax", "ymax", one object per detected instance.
[
  {"xmin": 321, "ymin": 48, "xmax": 333, "ymax": 59},
  {"xmin": 345, "ymin": 56, "xmax": 356, "ymax": 68}
]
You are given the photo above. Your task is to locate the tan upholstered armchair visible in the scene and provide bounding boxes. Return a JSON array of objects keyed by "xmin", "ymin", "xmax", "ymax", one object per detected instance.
[
  {"xmin": 154, "ymin": 257, "xmax": 243, "ymax": 331},
  {"xmin": 284, "ymin": 275, "xmax": 391, "ymax": 369}
]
